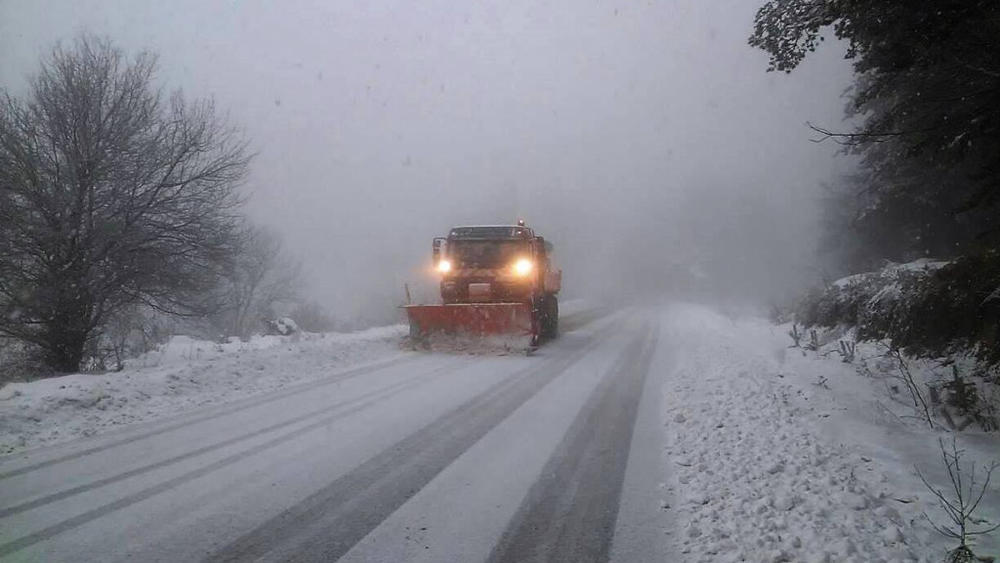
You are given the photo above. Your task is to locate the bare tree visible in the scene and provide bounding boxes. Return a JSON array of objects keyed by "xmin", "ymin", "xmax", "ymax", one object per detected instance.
[
  {"xmin": 217, "ymin": 225, "xmax": 302, "ymax": 339},
  {"xmin": 0, "ymin": 35, "xmax": 250, "ymax": 372}
]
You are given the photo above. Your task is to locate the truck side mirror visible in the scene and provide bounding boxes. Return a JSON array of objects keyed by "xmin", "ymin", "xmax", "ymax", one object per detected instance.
[
  {"xmin": 535, "ymin": 236, "xmax": 546, "ymax": 255},
  {"xmin": 432, "ymin": 238, "xmax": 443, "ymax": 262}
]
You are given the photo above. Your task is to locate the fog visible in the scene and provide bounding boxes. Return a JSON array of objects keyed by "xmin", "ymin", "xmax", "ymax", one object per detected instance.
[{"xmin": 1, "ymin": 0, "xmax": 855, "ymax": 325}]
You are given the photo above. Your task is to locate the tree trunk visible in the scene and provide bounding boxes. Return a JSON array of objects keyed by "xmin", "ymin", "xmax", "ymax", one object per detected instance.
[
  {"xmin": 40, "ymin": 276, "xmax": 94, "ymax": 373},
  {"xmin": 43, "ymin": 324, "xmax": 89, "ymax": 373}
]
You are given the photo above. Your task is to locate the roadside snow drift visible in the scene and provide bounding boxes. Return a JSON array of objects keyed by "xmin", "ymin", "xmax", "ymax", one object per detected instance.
[
  {"xmin": 0, "ymin": 326, "xmax": 407, "ymax": 454},
  {"xmin": 658, "ymin": 303, "xmax": 999, "ymax": 562}
]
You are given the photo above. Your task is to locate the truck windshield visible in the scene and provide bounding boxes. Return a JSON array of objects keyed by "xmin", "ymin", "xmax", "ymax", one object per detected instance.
[{"xmin": 447, "ymin": 240, "xmax": 528, "ymax": 268}]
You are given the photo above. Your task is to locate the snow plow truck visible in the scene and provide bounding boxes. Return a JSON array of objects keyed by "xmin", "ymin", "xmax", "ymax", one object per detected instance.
[{"xmin": 404, "ymin": 221, "xmax": 561, "ymax": 348}]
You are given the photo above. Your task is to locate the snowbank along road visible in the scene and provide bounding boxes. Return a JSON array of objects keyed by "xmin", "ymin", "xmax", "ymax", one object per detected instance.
[{"xmin": 0, "ymin": 308, "xmax": 674, "ymax": 562}]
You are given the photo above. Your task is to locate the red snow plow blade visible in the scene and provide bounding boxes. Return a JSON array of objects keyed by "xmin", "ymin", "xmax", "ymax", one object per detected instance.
[{"xmin": 404, "ymin": 303, "xmax": 535, "ymax": 343}]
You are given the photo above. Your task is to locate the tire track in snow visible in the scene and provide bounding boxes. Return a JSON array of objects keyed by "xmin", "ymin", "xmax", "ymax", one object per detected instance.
[
  {"xmin": 0, "ymin": 354, "xmax": 415, "ymax": 480},
  {"xmin": 0, "ymin": 359, "xmax": 472, "ymax": 520},
  {"xmin": 558, "ymin": 307, "xmax": 613, "ymax": 334},
  {"xmin": 204, "ymin": 323, "xmax": 618, "ymax": 563},
  {"xmin": 0, "ymin": 359, "xmax": 468, "ymax": 558},
  {"xmin": 0, "ymin": 307, "xmax": 611, "ymax": 479},
  {"xmin": 488, "ymin": 321, "xmax": 659, "ymax": 563}
]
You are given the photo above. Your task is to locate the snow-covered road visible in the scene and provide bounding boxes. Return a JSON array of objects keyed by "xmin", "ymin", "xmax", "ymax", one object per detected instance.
[
  {"xmin": 0, "ymin": 308, "xmax": 674, "ymax": 562},
  {"xmin": 1, "ymin": 304, "xmax": 995, "ymax": 562}
]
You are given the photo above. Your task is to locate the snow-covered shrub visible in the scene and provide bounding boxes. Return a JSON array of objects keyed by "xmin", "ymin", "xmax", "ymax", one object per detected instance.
[
  {"xmin": 0, "ymin": 337, "xmax": 48, "ymax": 383},
  {"xmin": 81, "ymin": 308, "xmax": 173, "ymax": 373},
  {"xmin": 264, "ymin": 317, "xmax": 299, "ymax": 336},
  {"xmin": 795, "ymin": 278, "xmax": 869, "ymax": 329},
  {"xmin": 796, "ymin": 254, "xmax": 1000, "ymax": 366},
  {"xmin": 795, "ymin": 254, "xmax": 1000, "ymax": 431},
  {"xmin": 895, "ymin": 252, "xmax": 1000, "ymax": 365}
]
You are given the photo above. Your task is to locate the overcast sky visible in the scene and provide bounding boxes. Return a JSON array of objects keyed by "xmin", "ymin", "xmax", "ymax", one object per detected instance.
[{"xmin": 1, "ymin": 0, "xmax": 855, "ymax": 323}]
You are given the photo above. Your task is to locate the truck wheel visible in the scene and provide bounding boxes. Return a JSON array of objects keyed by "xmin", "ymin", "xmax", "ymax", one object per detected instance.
[
  {"xmin": 539, "ymin": 295, "xmax": 558, "ymax": 341},
  {"xmin": 548, "ymin": 296, "xmax": 559, "ymax": 339}
]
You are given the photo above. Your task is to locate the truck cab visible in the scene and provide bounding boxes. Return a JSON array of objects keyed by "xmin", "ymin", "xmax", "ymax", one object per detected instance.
[{"xmin": 434, "ymin": 225, "xmax": 559, "ymax": 305}]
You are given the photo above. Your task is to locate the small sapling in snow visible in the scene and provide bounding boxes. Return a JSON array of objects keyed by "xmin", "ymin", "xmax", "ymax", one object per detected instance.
[
  {"xmin": 917, "ymin": 438, "xmax": 998, "ymax": 563},
  {"xmin": 805, "ymin": 329, "xmax": 820, "ymax": 351},
  {"xmin": 838, "ymin": 339, "xmax": 856, "ymax": 363},
  {"xmin": 886, "ymin": 346, "xmax": 935, "ymax": 429},
  {"xmin": 945, "ymin": 366, "xmax": 978, "ymax": 413},
  {"xmin": 788, "ymin": 323, "xmax": 802, "ymax": 348},
  {"xmin": 941, "ymin": 366, "xmax": 999, "ymax": 432}
]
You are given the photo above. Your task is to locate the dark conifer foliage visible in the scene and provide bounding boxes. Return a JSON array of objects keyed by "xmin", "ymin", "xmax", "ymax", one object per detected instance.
[{"xmin": 751, "ymin": 1, "xmax": 1000, "ymax": 258}]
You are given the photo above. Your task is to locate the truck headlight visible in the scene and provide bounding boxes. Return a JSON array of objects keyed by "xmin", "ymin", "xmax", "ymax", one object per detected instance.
[
  {"xmin": 513, "ymin": 258, "xmax": 533, "ymax": 276},
  {"xmin": 437, "ymin": 259, "xmax": 452, "ymax": 273}
]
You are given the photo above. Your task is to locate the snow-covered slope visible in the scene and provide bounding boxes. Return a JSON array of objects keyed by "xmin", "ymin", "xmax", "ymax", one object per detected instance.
[
  {"xmin": 0, "ymin": 326, "xmax": 407, "ymax": 454},
  {"xmin": 658, "ymin": 303, "xmax": 999, "ymax": 562}
]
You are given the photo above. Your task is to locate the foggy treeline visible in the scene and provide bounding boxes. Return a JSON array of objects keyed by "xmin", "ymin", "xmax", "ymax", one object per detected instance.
[
  {"xmin": 3, "ymin": 1, "xmax": 998, "ymax": 375},
  {"xmin": 751, "ymin": 1, "xmax": 1000, "ymax": 273}
]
